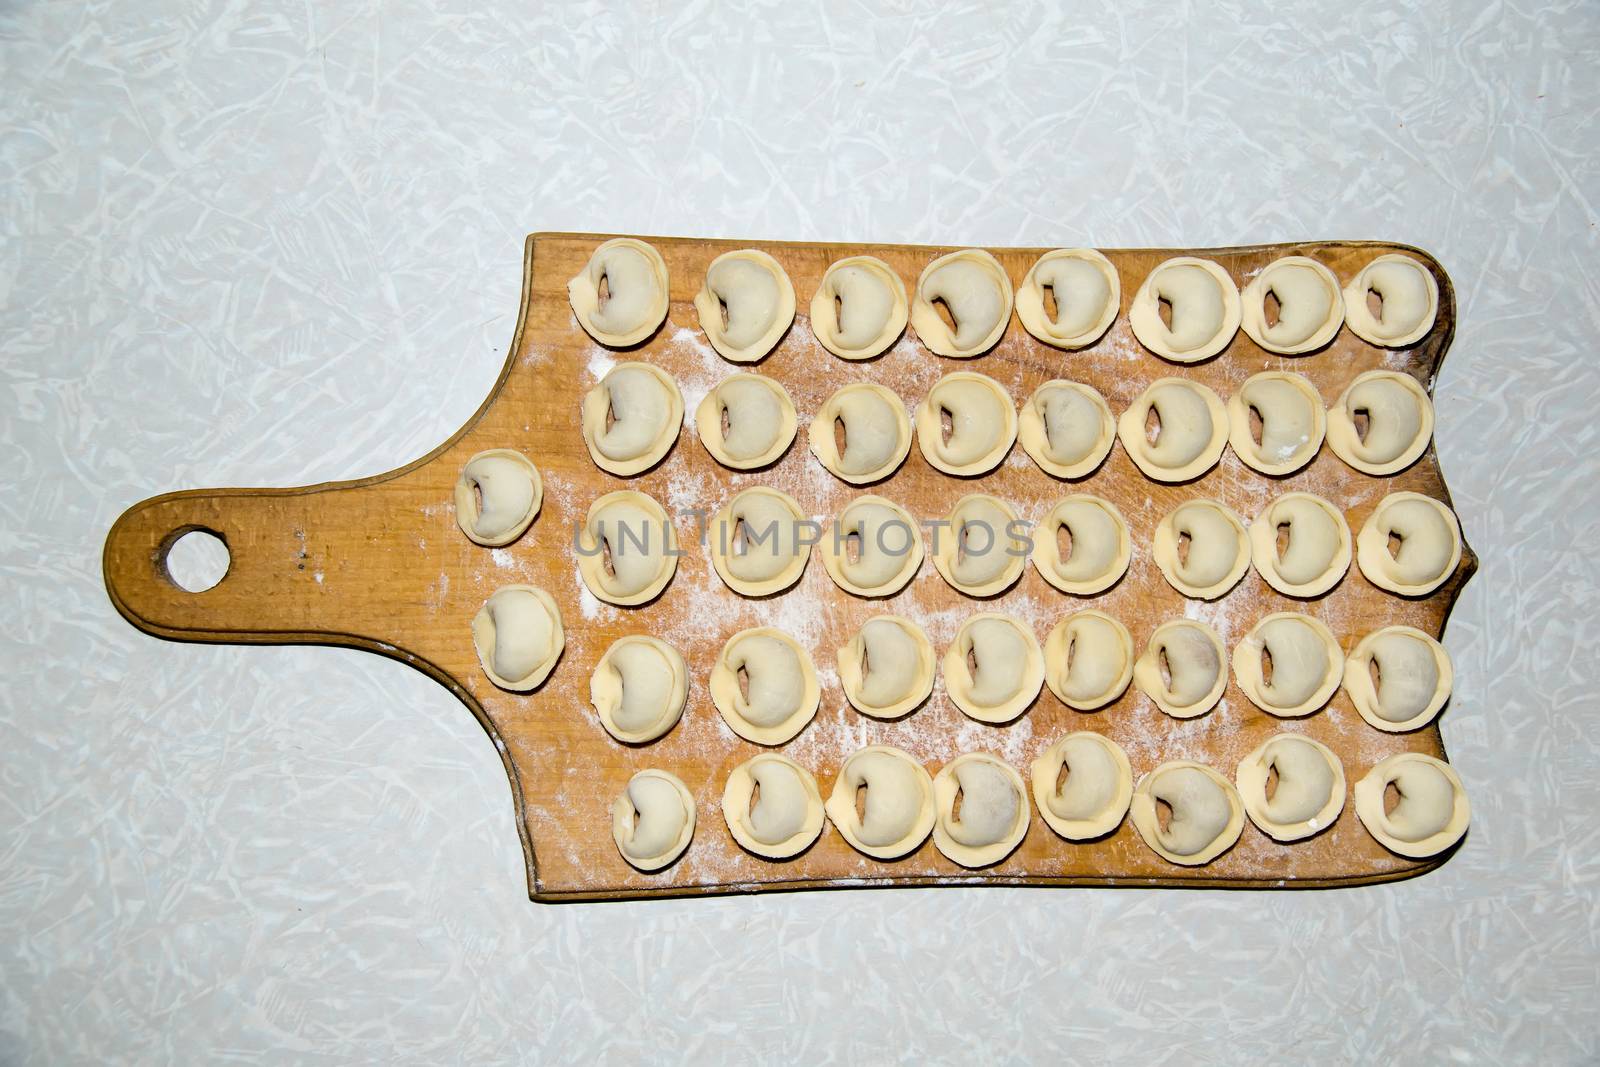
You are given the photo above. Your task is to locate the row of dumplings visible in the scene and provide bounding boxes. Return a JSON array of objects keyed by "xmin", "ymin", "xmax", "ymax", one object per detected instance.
[
  {"xmin": 473, "ymin": 591, "xmax": 1454, "ymax": 738},
  {"xmin": 570, "ymin": 238, "xmax": 1440, "ymax": 363},
  {"xmin": 584, "ymin": 361, "xmax": 1437, "ymax": 484},
  {"xmin": 450, "ymin": 367, "xmax": 1442, "ymax": 564},
  {"xmin": 612, "ymin": 738, "xmax": 1469, "ymax": 873},
  {"xmin": 561, "ymin": 486, "xmax": 1463, "ymax": 608}
]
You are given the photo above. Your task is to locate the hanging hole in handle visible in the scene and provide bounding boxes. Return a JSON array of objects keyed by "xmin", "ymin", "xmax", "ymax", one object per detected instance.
[{"xmin": 160, "ymin": 527, "xmax": 230, "ymax": 592}]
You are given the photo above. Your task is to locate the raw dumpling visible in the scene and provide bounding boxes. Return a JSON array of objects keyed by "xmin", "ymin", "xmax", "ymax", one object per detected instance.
[
  {"xmin": 1127, "ymin": 257, "xmax": 1241, "ymax": 363},
  {"xmin": 1017, "ymin": 380, "xmax": 1115, "ymax": 480},
  {"xmin": 820, "ymin": 495, "xmax": 924, "ymax": 598},
  {"xmin": 913, "ymin": 372, "xmax": 1018, "ymax": 476},
  {"xmin": 1226, "ymin": 371, "xmax": 1326, "ymax": 476},
  {"xmin": 1356, "ymin": 492, "xmax": 1463, "ymax": 596},
  {"xmin": 694, "ymin": 249, "xmax": 796, "ymax": 363},
  {"xmin": 708, "ymin": 627, "xmax": 820, "ymax": 745},
  {"xmin": 1030, "ymin": 495, "xmax": 1131, "ymax": 596},
  {"xmin": 581, "ymin": 361, "xmax": 684, "ymax": 476},
  {"xmin": 942, "ymin": 613, "xmax": 1045, "ymax": 724},
  {"xmin": 836, "ymin": 615, "xmax": 936, "ymax": 720},
  {"xmin": 453, "ymin": 449, "xmax": 543, "ymax": 547},
  {"xmin": 1235, "ymin": 734, "xmax": 1346, "ymax": 842},
  {"xmin": 932, "ymin": 754, "xmax": 1030, "ymax": 868},
  {"xmin": 1043, "ymin": 610, "xmax": 1134, "ymax": 711},
  {"xmin": 708, "ymin": 486, "xmax": 811, "ymax": 597},
  {"xmin": 721, "ymin": 754, "xmax": 826, "ymax": 859},
  {"xmin": 1029, "ymin": 732, "xmax": 1134, "ymax": 840},
  {"xmin": 1342, "ymin": 253, "xmax": 1439, "ymax": 348},
  {"xmin": 589, "ymin": 635, "xmax": 689, "ymax": 744},
  {"xmin": 611, "ymin": 769, "xmax": 695, "ymax": 871},
  {"xmin": 808, "ymin": 382, "xmax": 913, "ymax": 485},
  {"xmin": 1354, "ymin": 753, "xmax": 1469, "ymax": 857},
  {"xmin": 1130, "ymin": 760, "xmax": 1245, "ymax": 866},
  {"xmin": 695, "ymin": 373, "xmax": 797, "ymax": 469},
  {"xmin": 470, "ymin": 584, "xmax": 564, "ymax": 692},
  {"xmin": 910, "ymin": 249, "xmax": 1014, "ymax": 358},
  {"xmin": 931, "ymin": 494, "xmax": 1028, "ymax": 597},
  {"xmin": 1015, "ymin": 248, "xmax": 1120, "ymax": 349},
  {"xmin": 575, "ymin": 491, "xmax": 678, "ymax": 606},
  {"xmin": 567, "ymin": 238, "xmax": 670, "ymax": 348},
  {"xmin": 1344, "ymin": 625, "xmax": 1454, "ymax": 733},
  {"xmin": 824, "ymin": 745, "xmax": 936, "ymax": 860},
  {"xmin": 810, "ymin": 255, "xmax": 908, "ymax": 360},
  {"xmin": 1326, "ymin": 370, "xmax": 1435, "ymax": 476},
  {"xmin": 1133, "ymin": 619, "xmax": 1227, "ymax": 719},
  {"xmin": 1249, "ymin": 492, "xmax": 1352, "ymax": 598},
  {"xmin": 1231, "ymin": 612, "xmax": 1344, "ymax": 717},
  {"xmin": 1151, "ymin": 499, "xmax": 1250, "ymax": 600},
  {"xmin": 1117, "ymin": 378, "xmax": 1229, "ymax": 483},
  {"xmin": 1239, "ymin": 256, "xmax": 1344, "ymax": 355}
]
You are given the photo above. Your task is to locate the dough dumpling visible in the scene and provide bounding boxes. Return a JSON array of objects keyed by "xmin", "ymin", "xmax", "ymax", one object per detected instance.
[
  {"xmin": 1356, "ymin": 492, "xmax": 1463, "ymax": 596},
  {"xmin": 1029, "ymin": 732, "xmax": 1134, "ymax": 840},
  {"xmin": 1117, "ymin": 378, "xmax": 1229, "ymax": 482},
  {"xmin": 1130, "ymin": 761, "xmax": 1245, "ymax": 866},
  {"xmin": 1239, "ymin": 256, "xmax": 1343, "ymax": 355},
  {"xmin": 1133, "ymin": 620, "xmax": 1227, "ymax": 719},
  {"xmin": 1343, "ymin": 253, "xmax": 1439, "ymax": 348},
  {"xmin": 1044, "ymin": 610, "xmax": 1134, "ymax": 711},
  {"xmin": 1249, "ymin": 492, "xmax": 1352, "ymax": 598},
  {"xmin": 910, "ymin": 249, "xmax": 1013, "ymax": 358},
  {"xmin": 836, "ymin": 615, "xmax": 936, "ymax": 720},
  {"xmin": 694, "ymin": 249, "xmax": 797, "ymax": 363},
  {"xmin": 695, "ymin": 373, "xmax": 797, "ymax": 469},
  {"xmin": 931, "ymin": 494, "xmax": 1028, "ymax": 597},
  {"xmin": 575, "ymin": 491, "xmax": 678, "ymax": 606},
  {"xmin": 1128, "ymin": 257, "xmax": 1241, "ymax": 363},
  {"xmin": 1227, "ymin": 371, "xmax": 1326, "ymax": 476},
  {"xmin": 1236, "ymin": 734, "xmax": 1345, "ymax": 842},
  {"xmin": 1016, "ymin": 249, "xmax": 1120, "ymax": 349},
  {"xmin": 808, "ymin": 382, "xmax": 912, "ymax": 485},
  {"xmin": 1343, "ymin": 625, "xmax": 1454, "ymax": 732},
  {"xmin": 1017, "ymin": 380, "xmax": 1115, "ymax": 479},
  {"xmin": 811, "ymin": 256, "xmax": 908, "ymax": 360},
  {"xmin": 581, "ymin": 362, "xmax": 684, "ymax": 476},
  {"xmin": 820, "ymin": 496, "xmax": 923, "ymax": 598},
  {"xmin": 470, "ymin": 585, "xmax": 564, "ymax": 692},
  {"xmin": 942, "ymin": 613, "xmax": 1045, "ymax": 724},
  {"xmin": 1231, "ymin": 613, "xmax": 1344, "ymax": 717},
  {"xmin": 708, "ymin": 486, "xmax": 810, "ymax": 596},
  {"xmin": 1150, "ymin": 499, "xmax": 1250, "ymax": 600},
  {"xmin": 708, "ymin": 627, "xmax": 820, "ymax": 745},
  {"xmin": 932, "ymin": 754, "xmax": 1030, "ymax": 868},
  {"xmin": 590, "ymin": 635, "xmax": 689, "ymax": 744},
  {"xmin": 1326, "ymin": 370, "xmax": 1435, "ymax": 476},
  {"xmin": 567, "ymin": 238, "xmax": 670, "ymax": 347},
  {"xmin": 914, "ymin": 372, "xmax": 1017, "ymax": 476},
  {"xmin": 721, "ymin": 754, "xmax": 826, "ymax": 859},
  {"xmin": 1031, "ymin": 495, "xmax": 1131, "ymax": 596},
  {"xmin": 611, "ymin": 769, "xmax": 695, "ymax": 871},
  {"xmin": 1354, "ymin": 753, "xmax": 1469, "ymax": 858},
  {"xmin": 825, "ymin": 745, "xmax": 936, "ymax": 860},
  {"xmin": 452, "ymin": 449, "xmax": 542, "ymax": 547}
]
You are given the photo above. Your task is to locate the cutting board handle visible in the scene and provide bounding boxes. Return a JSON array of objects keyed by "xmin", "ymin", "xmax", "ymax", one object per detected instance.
[{"xmin": 104, "ymin": 485, "xmax": 361, "ymax": 646}]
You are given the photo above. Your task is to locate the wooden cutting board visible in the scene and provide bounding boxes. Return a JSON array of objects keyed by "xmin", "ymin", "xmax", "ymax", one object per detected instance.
[{"xmin": 103, "ymin": 233, "xmax": 1475, "ymax": 900}]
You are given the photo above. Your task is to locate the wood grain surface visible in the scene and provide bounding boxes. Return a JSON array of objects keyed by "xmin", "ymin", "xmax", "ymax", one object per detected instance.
[{"xmin": 103, "ymin": 233, "xmax": 1475, "ymax": 900}]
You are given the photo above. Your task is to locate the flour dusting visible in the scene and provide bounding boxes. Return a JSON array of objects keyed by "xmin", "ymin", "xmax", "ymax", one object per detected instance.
[
  {"xmin": 577, "ymin": 581, "xmax": 605, "ymax": 622},
  {"xmin": 586, "ymin": 346, "xmax": 617, "ymax": 382}
]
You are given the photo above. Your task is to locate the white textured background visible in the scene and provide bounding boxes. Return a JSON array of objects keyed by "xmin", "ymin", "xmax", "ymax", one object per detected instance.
[{"xmin": 3, "ymin": 0, "xmax": 1598, "ymax": 1062}]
